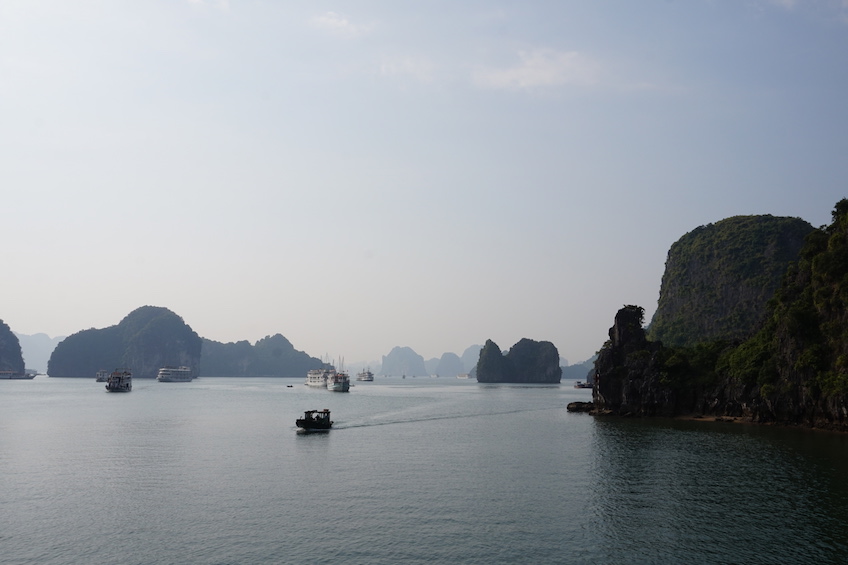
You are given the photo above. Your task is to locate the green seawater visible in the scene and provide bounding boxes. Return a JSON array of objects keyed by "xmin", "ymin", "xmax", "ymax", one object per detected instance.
[{"xmin": 1, "ymin": 377, "xmax": 847, "ymax": 564}]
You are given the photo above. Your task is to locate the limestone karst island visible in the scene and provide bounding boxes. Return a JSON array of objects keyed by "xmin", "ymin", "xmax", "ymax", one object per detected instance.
[{"xmin": 577, "ymin": 199, "xmax": 848, "ymax": 432}]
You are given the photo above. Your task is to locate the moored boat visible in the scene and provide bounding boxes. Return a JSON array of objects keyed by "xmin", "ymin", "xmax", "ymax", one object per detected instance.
[
  {"xmin": 574, "ymin": 381, "xmax": 593, "ymax": 389},
  {"xmin": 327, "ymin": 371, "xmax": 350, "ymax": 392},
  {"xmin": 95, "ymin": 369, "xmax": 109, "ymax": 382},
  {"xmin": 105, "ymin": 369, "xmax": 132, "ymax": 392},
  {"xmin": 356, "ymin": 368, "xmax": 374, "ymax": 381},
  {"xmin": 0, "ymin": 370, "xmax": 35, "ymax": 380},
  {"xmin": 296, "ymin": 409, "xmax": 333, "ymax": 431},
  {"xmin": 157, "ymin": 366, "xmax": 193, "ymax": 382},
  {"xmin": 306, "ymin": 368, "xmax": 334, "ymax": 387}
]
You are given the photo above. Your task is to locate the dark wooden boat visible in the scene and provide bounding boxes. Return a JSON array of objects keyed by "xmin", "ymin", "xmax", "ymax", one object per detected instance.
[{"xmin": 296, "ymin": 409, "xmax": 333, "ymax": 431}]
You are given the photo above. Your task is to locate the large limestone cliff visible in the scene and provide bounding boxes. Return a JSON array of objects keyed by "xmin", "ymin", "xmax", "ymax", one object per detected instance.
[{"xmin": 648, "ymin": 215, "xmax": 813, "ymax": 347}]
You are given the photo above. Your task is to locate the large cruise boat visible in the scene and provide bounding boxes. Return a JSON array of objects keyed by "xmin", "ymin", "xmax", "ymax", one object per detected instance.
[
  {"xmin": 157, "ymin": 366, "xmax": 193, "ymax": 382},
  {"xmin": 306, "ymin": 368, "xmax": 334, "ymax": 388},
  {"xmin": 356, "ymin": 368, "xmax": 374, "ymax": 381},
  {"xmin": 105, "ymin": 369, "xmax": 132, "ymax": 392},
  {"xmin": 327, "ymin": 371, "xmax": 350, "ymax": 392}
]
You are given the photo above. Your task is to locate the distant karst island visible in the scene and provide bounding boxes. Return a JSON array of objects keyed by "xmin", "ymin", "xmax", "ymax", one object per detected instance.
[
  {"xmin": 45, "ymin": 306, "xmax": 326, "ymax": 378},
  {"xmin": 476, "ymin": 338, "xmax": 562, "ymax": 384}
]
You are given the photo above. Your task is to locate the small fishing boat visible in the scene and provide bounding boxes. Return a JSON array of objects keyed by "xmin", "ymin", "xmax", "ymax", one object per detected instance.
[{"xmin": 296, "ymin": 409, "xmax": 333, "ymax": 431}]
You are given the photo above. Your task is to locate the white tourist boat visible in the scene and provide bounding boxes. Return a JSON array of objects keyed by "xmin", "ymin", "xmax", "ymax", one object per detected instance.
[
  {"xmin": 0, "ymin": 370, "xmax": 35, "ymax": 380},
  {"xmin": 306, "ymin": 368, "xmax": 334, "ymax": 388},
  {"xmin": 327, "ymin": 371, "xmax": 350, "ymax": 392},
  {"xmin": 105, "ymin": 369, "xmax": 132, "ymax": 392},
  {"xmin": 356, "ymin": 368, "xmax": 374, "ymax": 381},
  {"xmin": 95, "ymin": 369, "xmax": 109, "ymax": 382},
  {"xmin": 157, "ymin": 366, "xmax": 193, "ymax": 382}
]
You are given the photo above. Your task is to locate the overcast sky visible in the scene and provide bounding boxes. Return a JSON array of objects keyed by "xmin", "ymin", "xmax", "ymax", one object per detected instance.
[{"xmin": 2, "ymin": 0, "xmax": 846, "ymax": 366}]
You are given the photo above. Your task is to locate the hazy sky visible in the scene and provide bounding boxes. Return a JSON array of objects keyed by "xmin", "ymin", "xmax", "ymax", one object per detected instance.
[{"xmin": 2, "ymin": 0, "xmax": 846, "ymax": 366}]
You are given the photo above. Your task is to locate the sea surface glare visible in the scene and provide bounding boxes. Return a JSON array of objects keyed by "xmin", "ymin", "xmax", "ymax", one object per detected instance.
[{"xmin": 2, "ymin": 376, "xmax": 848, "ymax": 564}]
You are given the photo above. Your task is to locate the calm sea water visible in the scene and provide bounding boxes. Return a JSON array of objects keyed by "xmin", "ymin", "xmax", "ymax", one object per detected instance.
[{"xmin": 2, "ymin": 376, "xmax": 848, "ymax": 564}]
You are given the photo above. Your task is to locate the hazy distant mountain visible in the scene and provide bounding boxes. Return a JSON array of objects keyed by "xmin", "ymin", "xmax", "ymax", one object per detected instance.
[
  {"xmin": 460, "ymin": 344, "xmax": 482, "ymax": 372},
  {"xmin": 424, "ymin": 357, "xmax": 439, "ymax": 375},
  {"xmin": 14, "ymin": 332, "xmax": 65, "ymax": 373},
  {"xmin": 381, "ymin": 346, "xmax": 427, "ymax": 376},
  {"xmin": 434, "ymin": 352, "xmax": 464, "ymax": 378},
  {"xmin": 561, "ymin": 357, "xmax": 596, "ymax": 382},
  {"xmin": 420, "ymin": 345, "xmax": 483, "ymax": 376}
]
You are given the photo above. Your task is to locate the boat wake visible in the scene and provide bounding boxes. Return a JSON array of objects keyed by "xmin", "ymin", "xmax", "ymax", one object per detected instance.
[{"xmin": 332, "ymin": 405, "xmax": 560, "ymax": 430}]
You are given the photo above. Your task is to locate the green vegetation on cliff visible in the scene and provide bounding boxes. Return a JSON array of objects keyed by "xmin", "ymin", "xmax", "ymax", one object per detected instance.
[
  {"xmin": 596, "ymin": 200, "xmax": 848, "ymax": 429},
  {"xmin": 648, "ymin": 215, "xmax": 813, "ymax": 347},
  {"xmin": 725, "ymin": 199, "xmax": 848, "ymax": 398},
  {"xmin": 477, "ymin": 338, "xmax": 561, "ymax": 383}
]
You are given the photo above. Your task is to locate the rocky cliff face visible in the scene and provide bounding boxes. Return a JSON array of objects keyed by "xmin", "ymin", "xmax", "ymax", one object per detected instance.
[
  {"xmin": 593, "ymin": 306, "xmax": 677, "ymax": 416},
  {"xmin": 648, "ymin": 215, "xmax": 813, "ymax": 347},
  {"xmin": 592, "ymin": 304, "xmax": 841, "ymax": 427},
  {"xmin": 477, "ymin": 338, "xmax": 562, "ymax": 383},
  {"xmin": 0, "ymin": 320, "xmax": 25, "ymax": 374}
]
